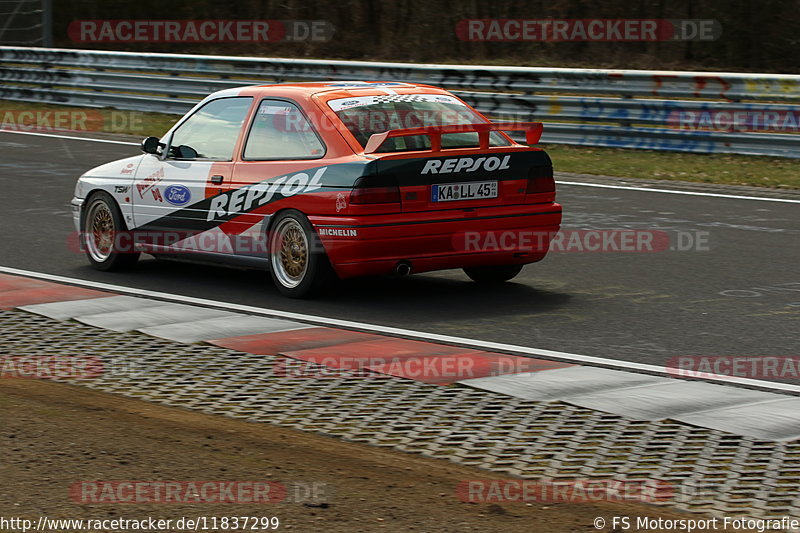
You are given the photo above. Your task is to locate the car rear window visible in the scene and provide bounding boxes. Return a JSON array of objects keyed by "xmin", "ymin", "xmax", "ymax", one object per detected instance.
[{"xmin": 328, "ymin": 94, "xmax": 511, "ymax": 152}]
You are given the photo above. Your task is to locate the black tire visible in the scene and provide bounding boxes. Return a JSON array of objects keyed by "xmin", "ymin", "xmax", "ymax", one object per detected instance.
[
  {"xmin": 463, "ymin": 264, "xmax": 523, "ymax": 284},
  {"xmin": 268, "ymin": 210, "xmax": 337, "ymax": 298},
  {"xmin": 81, "ymin": 191, "xmax": 140, "ymax": 271}
]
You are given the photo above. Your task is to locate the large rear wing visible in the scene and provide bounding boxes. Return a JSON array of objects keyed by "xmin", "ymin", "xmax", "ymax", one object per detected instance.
[{"xmin": 363, "ymin": 122, "xmax": 544, "ymax": 154}]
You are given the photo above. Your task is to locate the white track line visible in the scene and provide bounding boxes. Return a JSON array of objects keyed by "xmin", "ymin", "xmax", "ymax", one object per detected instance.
[
  {"xmin": 0, "ymin": 129, "xmax": 139, "ymax": 146},
  {"xmin": 556, "ymin": 180, "xmax": 800, "ymax": 204},
  {"xmin": 1, "ymin": 129, "xmax": 797, "ymax": 203},
  {"xmin": 2, "ymin": 265, "xmax": 799, "ymax": 395}
]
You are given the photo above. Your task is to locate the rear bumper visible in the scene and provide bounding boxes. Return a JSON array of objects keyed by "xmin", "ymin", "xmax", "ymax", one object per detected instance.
[{"xmin": 310, "ymin": 203, "xmax": 562, "ymax": 278}]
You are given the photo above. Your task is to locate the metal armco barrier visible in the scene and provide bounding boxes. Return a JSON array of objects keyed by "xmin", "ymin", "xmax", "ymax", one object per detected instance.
[{"xmin": 1, "ymin": 46, "xmax": 799, "ymax": 157}]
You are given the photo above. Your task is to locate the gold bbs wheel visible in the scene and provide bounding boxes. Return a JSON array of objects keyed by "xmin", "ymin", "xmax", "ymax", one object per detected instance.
[
  {"xmin": 84, "ymin": 198, "xmax": 115, "ymax": 263},
  {"xmin": 81, "ymin": 192, "xmax": 139, "ymax": 271},
  {"xmin": 271, "ymin": 216, "xmax": 310, "ymax": 289}
]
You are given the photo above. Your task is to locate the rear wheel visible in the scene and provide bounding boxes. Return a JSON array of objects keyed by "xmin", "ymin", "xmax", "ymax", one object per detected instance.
[
  {"xmin": 463, "ymin": 264, "xmax": 523, "ymax": 284},
  {"xmin": 268, "ymin": 211, "xmax": 336, "ymax": 298},
  {"xmin": 82, "ymin": 192, "xmax": 139, "ymax": 271}
]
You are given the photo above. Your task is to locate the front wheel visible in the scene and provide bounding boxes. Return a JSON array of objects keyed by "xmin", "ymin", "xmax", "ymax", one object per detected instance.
[
  {"xmin": 82, "ymin": 192, "xmax": 139, "ymax": 271},
  {"xmin": 463, "ymin": 264, "xmax": 523, "ymax": 284},
  {"xmin": 268, "ymin": 211, "xmax": 336, "ymax": 298}
]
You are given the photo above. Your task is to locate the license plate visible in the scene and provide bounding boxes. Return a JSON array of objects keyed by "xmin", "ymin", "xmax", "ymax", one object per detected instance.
[{"xmin": 431, "ymin": 181, "xmax": 498, "ymax": 202}]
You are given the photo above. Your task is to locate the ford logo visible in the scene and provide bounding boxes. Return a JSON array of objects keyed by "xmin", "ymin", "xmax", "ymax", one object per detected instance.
[{"xmin": 164, "ymin": 185, "xmax": 191, "ymax": 206}]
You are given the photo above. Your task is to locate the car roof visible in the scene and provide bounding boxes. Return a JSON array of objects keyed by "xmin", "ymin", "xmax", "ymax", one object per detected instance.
[{"xmin": 213, "ymin": 81, "xmax": 446, "ymax": 100}]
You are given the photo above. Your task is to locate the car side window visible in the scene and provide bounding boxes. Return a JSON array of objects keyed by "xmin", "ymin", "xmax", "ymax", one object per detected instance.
[
  {"xmin": 168, "ymin": 97, "xmax": 252, "ymax": 160},
  {"xmin": 243, "ymin": 100, "xmax": 325, "ymax": 160}
]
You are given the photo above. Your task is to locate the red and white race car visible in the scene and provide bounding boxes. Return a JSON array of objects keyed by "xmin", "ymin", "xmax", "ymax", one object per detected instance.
[{"xmin": 72, "ymin": 81, "xmax": 562, "ymax": 297}]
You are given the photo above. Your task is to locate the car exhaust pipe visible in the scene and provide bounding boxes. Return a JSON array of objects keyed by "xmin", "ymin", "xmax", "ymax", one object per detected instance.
[{"xmin": 394, "ymin": 261, "xmax": 412, "ymax": 276}]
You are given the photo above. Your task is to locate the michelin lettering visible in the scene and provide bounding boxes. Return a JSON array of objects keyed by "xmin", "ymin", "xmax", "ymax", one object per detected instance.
[{"xmin": 319, "ymin": 228, "xmax": 358, "ymax": 237}]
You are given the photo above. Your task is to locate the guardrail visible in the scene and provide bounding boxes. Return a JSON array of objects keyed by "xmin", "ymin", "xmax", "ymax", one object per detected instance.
[{"xmin": 1, "ymin": 46, "xmax": 799, "ymax": 157}]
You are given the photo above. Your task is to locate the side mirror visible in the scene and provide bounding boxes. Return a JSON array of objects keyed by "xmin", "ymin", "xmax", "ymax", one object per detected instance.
[
  {"xmin": 170, "ymin": 144, "xmax": 198, "ymax": 160},
  {"xmin": 141, "ymin": 137, "xmax": 161, "ymax": 154}
]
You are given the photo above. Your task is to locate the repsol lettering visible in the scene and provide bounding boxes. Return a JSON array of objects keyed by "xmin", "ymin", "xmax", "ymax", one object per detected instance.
[
  {"xmin": 421, "ymin": 156, "xmax": 511, "ymax": 175},
  {"xmin": 207, "ymin": 167, "xmax": 326, "ymax": 221}
]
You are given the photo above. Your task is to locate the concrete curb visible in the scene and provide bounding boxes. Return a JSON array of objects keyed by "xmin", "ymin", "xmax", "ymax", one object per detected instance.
[{"xmin": 2, "ymin": 272, "xmax": 798, "ymax": 441}]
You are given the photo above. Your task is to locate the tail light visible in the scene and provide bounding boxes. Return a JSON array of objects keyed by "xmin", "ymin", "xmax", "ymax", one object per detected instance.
[
  {"xmin": 350, "ymin": 176, "xmax": 401, "ymax": 204},
  {"xmin": 526, "ymin": 166, "xmax": 555, "ymax": 194}
]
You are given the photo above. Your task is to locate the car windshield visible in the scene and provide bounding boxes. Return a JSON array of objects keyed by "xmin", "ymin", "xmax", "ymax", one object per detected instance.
[{"xmin": 328, "ymin": 94, "xmax": 511, "ymax": 152}]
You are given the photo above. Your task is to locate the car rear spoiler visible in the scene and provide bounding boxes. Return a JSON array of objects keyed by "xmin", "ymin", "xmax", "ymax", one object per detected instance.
[{"xmin": 363, "ymin": 122, "xmax": 544, "ymax": 154}]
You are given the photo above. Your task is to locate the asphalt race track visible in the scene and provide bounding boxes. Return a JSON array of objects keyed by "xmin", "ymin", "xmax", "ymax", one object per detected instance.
[{"xmin": 1, "ymin": 130, "xmax": 798, "ymax": 383}]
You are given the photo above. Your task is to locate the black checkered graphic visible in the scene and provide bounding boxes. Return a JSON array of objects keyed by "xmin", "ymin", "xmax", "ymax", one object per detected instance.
[{"xmin": 371, "ymin": 94, "xmax": 433, "ymax": 104}]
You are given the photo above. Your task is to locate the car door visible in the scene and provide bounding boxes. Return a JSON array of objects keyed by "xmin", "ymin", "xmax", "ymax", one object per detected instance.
[
  {"xmin": 131, "ymin": 96, "xmax": 253, "ymax": 254},
  {"xmin": 221, "ymin": 98, "xmax": 329, "ymax": 258}
]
